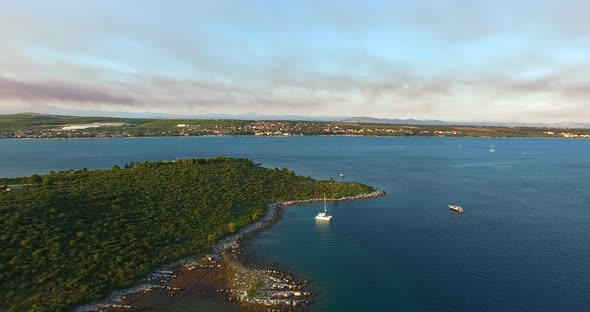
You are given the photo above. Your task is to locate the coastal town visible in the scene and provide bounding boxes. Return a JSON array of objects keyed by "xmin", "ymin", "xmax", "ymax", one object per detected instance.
[
  {"xmin": 2, "ymin": 114, "xmax": 590, "ymax": 139},
  {"xmin": 5, "ymin": 121, "xmax": 424, "ymax": 138}
]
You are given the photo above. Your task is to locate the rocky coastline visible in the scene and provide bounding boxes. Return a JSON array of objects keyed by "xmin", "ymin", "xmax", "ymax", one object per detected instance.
[{"xmin": 75, "ymin": 189, "xmax": 385, "ymax": 311}]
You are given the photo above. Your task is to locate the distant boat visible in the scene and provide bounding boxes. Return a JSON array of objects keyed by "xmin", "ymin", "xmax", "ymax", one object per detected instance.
[
  {"xmin": 489, "ymin": 144, "xmax": 496, "ymax": 153},
  {"xmin": 315, "ymin": 195, "xmax": 333, "ymax": 221},
  {"xmin": 448, "ymin": 204, "xmax": 464, "ymax": 213},
  {"xmin": 339, "ymin": 173, "xmax": 345, "ymax": 177}
]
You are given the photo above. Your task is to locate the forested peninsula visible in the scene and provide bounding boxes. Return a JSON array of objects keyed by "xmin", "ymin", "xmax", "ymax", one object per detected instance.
[{"xmin": 0, "ymin": 158, "xmax": 374, "ymax": 311}]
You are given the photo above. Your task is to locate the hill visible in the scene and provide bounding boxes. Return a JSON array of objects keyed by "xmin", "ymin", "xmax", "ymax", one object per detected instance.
[{"xmin": 341, "ymin": 116, "xmax": 448, "ymax": 125}]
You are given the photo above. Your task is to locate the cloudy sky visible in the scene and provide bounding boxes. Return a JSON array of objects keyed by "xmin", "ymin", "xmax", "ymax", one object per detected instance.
[{"xmin": 1, "ymin": 0, "xmax": 589, "ymax": 121}]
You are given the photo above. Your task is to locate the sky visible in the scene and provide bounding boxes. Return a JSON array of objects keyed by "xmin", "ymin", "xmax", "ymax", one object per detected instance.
[{"xmin": 1, "ymin": 0, "xmax": 589, "ymax": 122}]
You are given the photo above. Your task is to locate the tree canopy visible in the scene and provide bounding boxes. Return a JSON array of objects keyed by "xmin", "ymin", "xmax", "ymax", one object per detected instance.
[{"xmin": 0, "ymin": 157, "xmax": 373, "ymax": 311}]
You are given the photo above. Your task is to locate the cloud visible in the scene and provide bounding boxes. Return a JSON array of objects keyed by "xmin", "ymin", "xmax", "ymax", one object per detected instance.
[
  {"xmin": 1, "ymin": 57, "xmax": 590, "ymax": 122},
  {"xmin": 1, "ymin": 1, "xmax": 589, "ymax": 122},
  {"xmin": 0, "ymin": 77, "xmax": 137, "ymax": 104}
]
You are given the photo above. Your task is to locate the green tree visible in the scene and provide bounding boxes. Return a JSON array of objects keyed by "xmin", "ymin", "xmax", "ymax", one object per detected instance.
[
  {"xmin": 29, "ymin": 174, "xmax": 42, "ymax": 184},
  {"xmin": 41, "ymin": 176, "xmax": 52, "ymax": 186},
  {"xmin": 0, "ymin": 157, "xmax": 374, "ymax": 311},
  {"xmin": 227, "ymin": 222, "xmax": 237, "ymax": 233},
  {"xmin": 252, "ymin": 209, "xmax": 263, "ymax": 221}
]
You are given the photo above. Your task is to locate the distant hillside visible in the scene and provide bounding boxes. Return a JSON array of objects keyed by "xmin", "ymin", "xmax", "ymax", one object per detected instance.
[
  {"xmin": 341, "ymin": 116, "xmax": 448, "ymax": 125},
  {"xmin": 2, "ymin": 113, "xmax": 589, "ymax": 138},
  {"xmin": 4, "ymin": 112, "xmax": 589, "ymax": 128},
  {"xmin": 473, "ymin": 121, "xmax": 590, "ymax": 129},
  {"xmin": 341, "ymin": 116, "xmax": 590, "ymax": 129},
  {"xmin": 0, "ymin": 113, "xmax": 151, "ymax": 133}
]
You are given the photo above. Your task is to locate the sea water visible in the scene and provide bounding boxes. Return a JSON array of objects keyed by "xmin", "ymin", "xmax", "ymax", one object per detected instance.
[{"xmin": 1, "ymin": 136, "xmax": 589, "ymax": 311}]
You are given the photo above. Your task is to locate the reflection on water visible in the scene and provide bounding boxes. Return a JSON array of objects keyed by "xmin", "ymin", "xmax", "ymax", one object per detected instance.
[{"xmin": 314, "ymin": 220, "xmax": 331, "ymax": 231}]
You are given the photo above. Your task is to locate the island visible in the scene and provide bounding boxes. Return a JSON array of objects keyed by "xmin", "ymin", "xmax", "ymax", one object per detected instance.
[
  {"xmin": 1, "ymin": 113, "xmax": 590, "ymax": 139},
  {"xmin": 0, "ymin": 157, "xmax": 382, "ymax": 311}
]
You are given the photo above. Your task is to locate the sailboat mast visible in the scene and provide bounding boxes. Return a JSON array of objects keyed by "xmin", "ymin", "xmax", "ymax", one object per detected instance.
[{"xmin": 324, "ymin": 194, "xmax": 327, "ymax": 213}]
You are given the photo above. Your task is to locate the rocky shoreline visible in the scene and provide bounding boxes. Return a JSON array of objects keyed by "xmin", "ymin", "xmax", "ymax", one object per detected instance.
[
  {"xmin": 75, "ymin": 189, "xmax": 385, "ymax": 311},
  {"xmin": 214, "ymin": 188, "xmax": 385, "ymax": 258}
]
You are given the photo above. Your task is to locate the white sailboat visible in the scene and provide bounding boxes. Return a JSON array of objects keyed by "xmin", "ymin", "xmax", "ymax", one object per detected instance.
[
  {"xmin": 448, "ymin": 204, "xmax": 464, "ymax": 213},
  {"xmin": 315, "ymin": 195, "xmax": 333, "ymax": 221},
  {"xmin": 489, "ymin": 144, "xmax": 496, "ymax": 153}
]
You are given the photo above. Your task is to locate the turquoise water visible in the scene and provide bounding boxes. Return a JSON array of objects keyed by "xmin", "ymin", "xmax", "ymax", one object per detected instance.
[{"xmin": 1, "ymin": 137, "xmax": 589, "ymax": 311}]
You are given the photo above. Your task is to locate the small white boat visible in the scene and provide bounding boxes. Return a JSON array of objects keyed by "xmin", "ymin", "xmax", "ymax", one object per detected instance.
[
  {"xmin": 448, "ymin": 204, "xmax": 464, "ymax": 213},
  {"xmin": 339, "ymin": 173, "xmax": 345, "ymax": 177},
  {"xmin": 489, "ymin": 144, "xmax": 496, "ymax": 153},
  {"xmin": 315, "ymin": 195, "xmax": 333, "ymax": 221}
]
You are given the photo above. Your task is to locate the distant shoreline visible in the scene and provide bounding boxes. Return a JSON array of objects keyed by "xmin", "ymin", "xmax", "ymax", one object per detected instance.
[
  {"xmin": 2, "ymin": 134, "xmax": 590, "ymax": 141},
  {"xmin": 3, "ymin": 114, "xmax": 589, "ymax": 139}
]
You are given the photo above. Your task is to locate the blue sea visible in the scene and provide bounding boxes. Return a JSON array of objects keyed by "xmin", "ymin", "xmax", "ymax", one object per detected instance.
[{"xmin": 1, "ymin": 136, "xmax": 589, "ymax": 311}]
